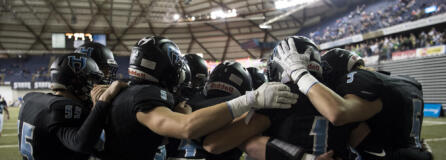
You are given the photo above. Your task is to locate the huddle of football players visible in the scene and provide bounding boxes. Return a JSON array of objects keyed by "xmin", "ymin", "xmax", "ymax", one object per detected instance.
[{"xmin": 16, "ymin": 34, "xmax": 432, "ymax": 160}]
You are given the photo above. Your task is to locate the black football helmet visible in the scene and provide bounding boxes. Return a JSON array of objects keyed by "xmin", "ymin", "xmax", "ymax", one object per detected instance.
[
  {"xmin": 246, "ymin": 67, "xmax": 266, "ymax": 90},
  {"xmin": 184, "ymin": 54, "xmax": 209, "ymax": 91},
  {"xmin": 321, "ymin": 48, "xmax": 364, "ymax": 87},
  {"xmin": 128, "ymin": 36, "xmax": 188, "ymax": 92},
  {"xmin": 50, "ymin": 53, "xmax": 104, "ymax": 102},
  {"xmin": 74, "ymin": 42, "xmax": 118, "ymax": 84},
  {"xmin": 267, "ymin": 36, "xmax": 322, "ymax": 82},
  {"xmin": 203, "ymin": 61, "xmax": 253, "ymax": 97}
]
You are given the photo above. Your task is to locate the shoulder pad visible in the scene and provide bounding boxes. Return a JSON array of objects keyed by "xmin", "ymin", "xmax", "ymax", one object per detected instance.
[
  {"xmin": 133, "ymin": 85, "xmax": 175, "ymax": 112},
  {"xmin": 335, "ymin": 70, "xmax": 382, "ymax": 101}
]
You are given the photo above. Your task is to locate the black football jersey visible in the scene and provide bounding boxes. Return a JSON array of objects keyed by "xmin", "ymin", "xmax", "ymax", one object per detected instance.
[
  {"xmin": 0, "ymin": 99, "xmax": 6, "ymax": 114},
  {"xmin": 103, "ymin": 84, "xmax": 175, "ymax": 160},
  {"xmin": 166, "ymin": 93, "xmax": 242, "ymax": 160},
  {"xmin": 18, "ymin": 92, "xmax": 91, "ymax": 160},
  {"xmin": 258, "ymin": 83, "xmax": 353, "ymax": 159},
  {"xmin": 334, "ymin": 69, "xmax": 424, "ymax": 156}
]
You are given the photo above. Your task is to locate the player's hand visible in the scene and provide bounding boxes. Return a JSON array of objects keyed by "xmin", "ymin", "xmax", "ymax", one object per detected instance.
[
  {"xmin": 275, "ymin": 38, "xmax": 320, "ymax": 94},
  {"xmin": 251, "ymin": 82, "xmax": 299, "ymax": 109},
  {"xmin": 98, "ymin": 81, "xmax": 128, "ymax": 103},
  {"xmin": 316, "ymin": 150, "xmax": 335, "ymax": 160},
  {"xmin": 275, "ymin": 37, "xmax": 310, "ymax": 82},
  {"xmin": 174, "ymin": 101, "xmax": 192, "ymax": 114},
  {"xmin": 227, "ymin": 82, "xmax": 298, "ymax": 118},
  {"xmin": 91, "ymin": 84, "xmax": 109, "ymax": 106}
]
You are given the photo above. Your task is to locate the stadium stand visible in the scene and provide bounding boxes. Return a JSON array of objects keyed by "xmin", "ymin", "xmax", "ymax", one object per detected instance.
[
  {"xmin": 0, "ymin": 55, "xmax": 52, "ymax": 82},
  {"xmin": 299, "ymin": 0, "xmax": 446, "ymax": 44}
]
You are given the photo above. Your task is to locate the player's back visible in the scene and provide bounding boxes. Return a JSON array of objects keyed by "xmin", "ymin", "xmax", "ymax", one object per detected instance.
[
  {"xmin": 259, "ymin": 83, "xmax": 353, "ymax": 159},
  {"xmin": 104, "ymin": 84, "xmax": 175, "ymax": 160},
  {"xmin": 18, "ymin": 92, "xmax": 90, "ymax": 160},
  {"xmin": 166, "ymin": 93, "xmax": 241, "ymax": 160},
  {"xmin": 344, "ymin": 70, "xmax": 424, "ymax": 151}
]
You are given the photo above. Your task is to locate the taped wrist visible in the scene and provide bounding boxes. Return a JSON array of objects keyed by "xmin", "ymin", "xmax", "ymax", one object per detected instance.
[
  {"xmin": 266, "ymin": 138, "xmax": 305, "ymax": 160},
  {"xmin": 294, "ymin": 72, "xmax": 319, "ymax": 95},
  {"xmin": 226, "ymin": 91, "xmax": 256, "ymax": 118}
]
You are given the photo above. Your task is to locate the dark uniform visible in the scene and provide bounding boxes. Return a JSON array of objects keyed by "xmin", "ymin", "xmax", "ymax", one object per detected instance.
[
  {"xmin": 103, "ymin": 84, "xmax": 175, "ymax": 160},
  {"xmin": 333, "ymin": 69, "xmax": 424, "ymax": 159},
  {"xmin": 18, "ymin": 92, "xmax": 91, "ymax": 160},
  {"xmin": 0, "ymin": 98, "xmax": 6, "ymax": 114},
  {"xmin": 258, "ymin": 83, "xmax": 354, "ymax": 159},
  {"xmin": 165, "ymin": 93, "xmax": 242, "ymax": 160}
]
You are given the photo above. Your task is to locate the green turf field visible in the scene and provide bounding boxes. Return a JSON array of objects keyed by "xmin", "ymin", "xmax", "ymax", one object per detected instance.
[{"xmin": 1, "ymin": 107, "xmax": 445, "ymax": 160}]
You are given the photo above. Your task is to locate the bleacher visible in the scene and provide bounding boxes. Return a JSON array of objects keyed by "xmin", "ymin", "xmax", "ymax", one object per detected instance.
[
  {"xmin": 0, "ymin": 55, "xmax": 52, "ymax": 82},
  {"xmin": 298, "ymin": 0, "xmax": 446, "ymax": 44}
]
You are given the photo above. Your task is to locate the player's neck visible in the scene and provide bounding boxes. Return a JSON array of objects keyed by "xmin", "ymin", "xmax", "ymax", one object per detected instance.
[{"xmin": 54, "ymin": 91, "xmax": 81, "ymax": 102}]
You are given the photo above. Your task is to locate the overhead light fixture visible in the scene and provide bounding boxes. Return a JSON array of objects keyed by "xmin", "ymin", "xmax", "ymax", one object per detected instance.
[
  {"xmin": 173, "ymin": 14, "xmax": 180, "ymax": 21},
  {"xmin": 210, "ymin": 9, "xmax": 237, "ymax": 19},
  {"xmin": 259, "ymin": 24, "xmax": 272, "ymax": 29},
  {"xmin": 275, "ymin": 0, "xmax": 315, "ymax": 9}
]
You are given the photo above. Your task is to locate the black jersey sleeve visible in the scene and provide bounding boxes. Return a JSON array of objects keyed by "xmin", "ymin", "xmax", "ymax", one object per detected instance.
[
  {"xmin": 49, "ymin": 101, "xmax": 112, "ymax": 153},
  {"xmin": 133, "ymin": 86, "xmax": 175, "ymax": 113},
  {"xmin": 334, "ymin": 70, "xmax": 383, "ymax": 101}
]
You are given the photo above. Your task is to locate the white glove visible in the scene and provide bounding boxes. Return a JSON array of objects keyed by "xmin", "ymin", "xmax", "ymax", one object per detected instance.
[
  {"xmin": 226, "ymin": 82, "xmax": 299, "ymax": 118},
  {"xmin": 276, "ymin": 38, "xmax": 319, "ymax": 95}
]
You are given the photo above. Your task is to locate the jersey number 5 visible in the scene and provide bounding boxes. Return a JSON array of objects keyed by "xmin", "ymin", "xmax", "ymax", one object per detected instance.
[
  {"xmin": 310, "ymin": 116, "xmax": 329, "ymax": 155},
  {"xmin": 19, "ymin": 121, "xmax": 35, "ymax": 160}
]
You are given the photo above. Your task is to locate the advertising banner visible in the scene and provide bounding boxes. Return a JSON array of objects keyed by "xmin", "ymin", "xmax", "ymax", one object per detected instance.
[
  {"xmin": 392, "ymin": 49, "xmax": 417, "ymax": 61},
  {"xmin": 416, "ymin": 45, "xmax": 445, "ymax": 57}
]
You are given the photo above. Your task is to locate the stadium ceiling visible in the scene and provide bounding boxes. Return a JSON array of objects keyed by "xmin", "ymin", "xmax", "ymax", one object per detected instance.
[{"xmin": 0, "ymin": 0, "xmax": 356, "ymax": 60}]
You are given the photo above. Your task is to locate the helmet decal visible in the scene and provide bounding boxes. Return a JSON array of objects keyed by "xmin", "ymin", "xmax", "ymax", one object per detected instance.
[{"xmin": 67, "ymin": 56, "xmax": 87, "ymax": 73}]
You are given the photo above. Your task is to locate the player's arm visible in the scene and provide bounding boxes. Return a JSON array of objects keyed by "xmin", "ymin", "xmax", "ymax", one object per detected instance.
[
  {"xmin": 274, "ymin": 39, "xmax": 382, "ymax": 126},
  {"xmin": 136, "ymin": 82, "xmax": 298, "ymax": 140},
  {"xmin": 53, "ymin": 81, "xmax": 127, "ymax": 153},
  {"xmin": 307, "ymin": 84, "xmax": 382, "ymax": 126},
  {"xmin": 201, "ymin": 112, "xmax": 271, "ymax": 154}
]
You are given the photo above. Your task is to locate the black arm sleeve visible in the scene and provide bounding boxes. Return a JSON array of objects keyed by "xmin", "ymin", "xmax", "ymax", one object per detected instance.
[{"xmin": 54, "ymin": 101, "xmax": 110, "ymax": 153}]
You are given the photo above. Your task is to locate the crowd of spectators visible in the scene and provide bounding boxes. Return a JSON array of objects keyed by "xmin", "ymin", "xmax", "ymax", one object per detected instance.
[
  {"xmin": 0, "ymin": 55, "xmax": 50, "ymax": 82},
  {"xmin": 306, "ymin": 0, "xmax": 446, "ymax": 44},
  {"xmin": 343, "ymin": 27, "xmax": 446, "ymax": 60}
]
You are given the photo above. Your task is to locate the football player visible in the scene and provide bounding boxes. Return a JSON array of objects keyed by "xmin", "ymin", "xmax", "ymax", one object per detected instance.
[
  {"xmin": 321, "ymin": 48, "xmax": 432, "ymax": 160},
  {"xmin": 181, "ymin": 53, "xmax": 209, "ymax": 99},
  {"xmin": 246, "ymin": 67, "xmax": 267, "ymax": 89},
  {"xmin": 75, "ymin": 42, "xmax": 119, "ymax": 84},
  {"xmin": 202, "ymin": 36, "xmax": 385, "ymax": 160},
  {"xmin": 166, "ymin": 61, "xmax": 259, "ymax": 160},
  {"xmin": 17, "ymin": 54, "xmax": 127, "ymax": 160},
  {"xmin": 0, "ymin": 95, "xmax": 9, "ymax": 137},
  {"xmin": 202, "ymin": 36, "xmax": 352, "ymax": 160},
  {"xmin": 102, "ymin": 36, "xmax": 298, "ymax": 160}
]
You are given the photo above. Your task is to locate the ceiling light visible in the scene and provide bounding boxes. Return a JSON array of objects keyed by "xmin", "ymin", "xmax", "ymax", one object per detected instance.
[
  {"xmin": 173, "ymin": 14, "xmax": 180, "ymax": 21},
  {"xmin": 210, "ymin": 9, "xmax": 237, "ymax": 19},
  {"xmin": 275, "ymin": 0, "xmax": 315, "ymax": 9}
]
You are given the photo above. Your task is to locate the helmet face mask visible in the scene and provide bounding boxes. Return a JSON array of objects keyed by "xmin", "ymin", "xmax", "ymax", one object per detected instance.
[
  {"xmin": 50, "ymin": 54, "xmax": 104, "ymax": 105},
  {"xmin": 75, "ymin": 42, "xmax": 118, "ymax": 84}
]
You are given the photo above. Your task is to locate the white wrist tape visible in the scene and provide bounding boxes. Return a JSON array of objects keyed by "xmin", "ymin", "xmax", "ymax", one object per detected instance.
[
  {"xmin": 296, "ymin": 73, "xmax": 319, "ymax": 95},
  {"xmin": 226, "ymin": 91, "xmax": 256, "ymax": 118}
]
